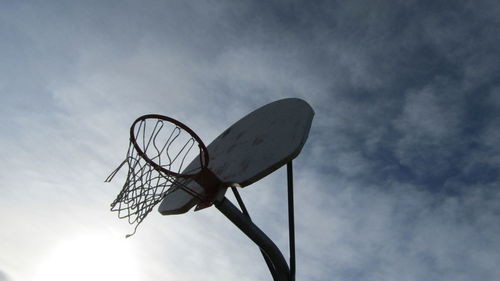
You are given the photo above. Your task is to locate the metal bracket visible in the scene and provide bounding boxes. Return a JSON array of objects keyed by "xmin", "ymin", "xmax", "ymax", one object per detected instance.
[{"xmin": 215, "ymin": 197, "xmax": 290, "ymax": 281}]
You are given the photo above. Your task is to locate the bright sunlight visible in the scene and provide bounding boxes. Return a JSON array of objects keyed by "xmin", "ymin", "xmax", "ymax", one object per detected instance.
[{"xmin": 33, "ymin": 233, "xmax": 141, "ymax": 281}]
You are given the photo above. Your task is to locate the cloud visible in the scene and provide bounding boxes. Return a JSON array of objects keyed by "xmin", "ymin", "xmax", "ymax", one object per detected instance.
[
  {"xmin": 1, "ymin": 1, "xmax": 500, "ymax": 281},
  {"xmin": 0, "ymin": 270, "xmax": 11, "ymax": 281},
  {"xmin": 294, "ymin": 173, "xmax": 500, "ymax": 281}
]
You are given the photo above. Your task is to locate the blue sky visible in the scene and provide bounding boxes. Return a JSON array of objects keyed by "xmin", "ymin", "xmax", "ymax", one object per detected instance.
[{"xmin": 1, "ymin": 1, "xmax": 499, "ymax": 280}]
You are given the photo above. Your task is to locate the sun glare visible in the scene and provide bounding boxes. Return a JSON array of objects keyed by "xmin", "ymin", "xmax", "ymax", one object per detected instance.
[{"xmin": 33, "ymin": 233, "xmax": 141, "ymax": 281}]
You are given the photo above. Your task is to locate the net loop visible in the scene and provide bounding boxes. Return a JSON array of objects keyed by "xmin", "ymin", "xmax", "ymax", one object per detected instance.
[{"xmin": 106, "ymin": 115, "xmax": 209, "ymax": 237}]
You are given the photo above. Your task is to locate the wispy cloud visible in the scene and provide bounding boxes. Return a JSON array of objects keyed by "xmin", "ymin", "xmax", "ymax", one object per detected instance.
[
  {"xmin": 1, "ymin": 1, "xmax": 499, "ymax": 281},
  {"xmin": 0, "ymin": 270, "xmax": 10, "ymax": 281}
]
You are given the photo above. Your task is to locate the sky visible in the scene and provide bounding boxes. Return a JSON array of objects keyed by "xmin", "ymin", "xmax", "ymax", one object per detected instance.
[{"xmin": 1, "ymin": 0, "xmax": 499, "ymax": 280}]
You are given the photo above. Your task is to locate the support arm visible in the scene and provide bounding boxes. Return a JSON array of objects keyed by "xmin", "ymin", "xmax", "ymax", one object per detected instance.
[{"xmin": 215, "ymin": 197, "xmax": 290, "ymax": 281}]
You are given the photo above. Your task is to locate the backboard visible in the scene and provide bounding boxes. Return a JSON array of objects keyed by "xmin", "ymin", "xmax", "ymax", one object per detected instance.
[{"xmin": 159, "ymin": 98, "xmax": 314, "ymax": 215}]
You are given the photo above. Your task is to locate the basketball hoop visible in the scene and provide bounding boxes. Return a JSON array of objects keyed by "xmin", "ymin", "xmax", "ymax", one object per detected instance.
[
  {"xmin": 105, "ymin": 99, "xmax": 314, "ymax": 281},
  {"xmin": 105, "ymin": 114, "xmax": 221, "ymax": 237}
]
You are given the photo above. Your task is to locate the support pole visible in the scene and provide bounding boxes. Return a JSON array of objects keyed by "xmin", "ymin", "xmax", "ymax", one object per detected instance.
[
  {"xmin": 231, "ymin": 187, "xmax": 279, "ymax": 281},
  {"xmin": 287, "ymin": 161, "xmax": 296, "ymax": 281},
  {"xmin": 215, "ymin": 197, "xmax": 290, "ymax": 281}
]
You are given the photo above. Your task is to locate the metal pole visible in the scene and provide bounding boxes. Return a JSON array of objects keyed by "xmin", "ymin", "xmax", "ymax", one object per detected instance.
[
  {"xmin": 287, "ymin": 161, "xmax": 296, "ymax": 281},
  {"xmin": 231, "ymin": 186, "xmax": 251, "ymax": 218},
  {"xmin": 215, "ymin": 197, "xmax": 290, "ymax": 281},
  {"xmin": 231, "ymin": 187, "xmax": 279, "ymax": 280}
]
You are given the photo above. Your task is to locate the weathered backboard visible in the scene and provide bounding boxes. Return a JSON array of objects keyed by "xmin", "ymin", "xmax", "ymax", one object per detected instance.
[{"xmin": 159, "ymin": 98, "xmax": 314, "ymax": 215}]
